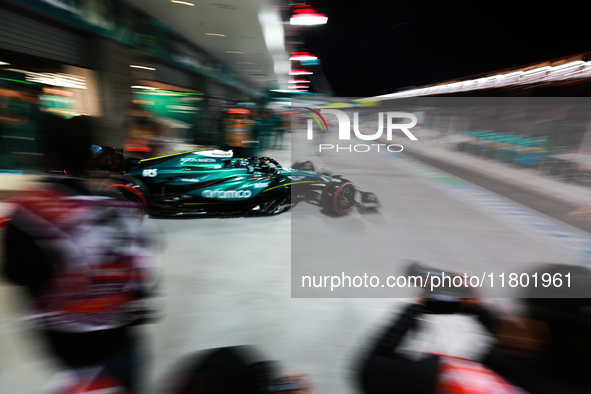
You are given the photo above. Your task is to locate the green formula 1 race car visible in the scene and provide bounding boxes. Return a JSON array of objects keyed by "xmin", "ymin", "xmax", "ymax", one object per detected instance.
[{"xmin": 102, "ymin": 148, "xmax": 380, "ymax": 217}]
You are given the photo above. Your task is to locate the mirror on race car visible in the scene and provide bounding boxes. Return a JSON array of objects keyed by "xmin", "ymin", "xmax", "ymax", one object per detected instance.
[{"xmin": 125, "ymin": 158, "xmax": 141, "ymax": 172}]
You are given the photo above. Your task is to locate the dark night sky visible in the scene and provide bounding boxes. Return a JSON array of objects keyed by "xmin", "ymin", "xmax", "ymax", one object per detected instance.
[{"xmin": 301, "ymin": 1, "xmax": 591, "ymax": 97}]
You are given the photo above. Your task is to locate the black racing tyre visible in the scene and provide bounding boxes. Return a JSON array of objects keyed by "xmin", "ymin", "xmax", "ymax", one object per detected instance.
[
  {"xmin": 100, "ymin": 176, "xmax": 150, "ymax": 219},
  {"xmin": 292, "ymin": 160, "xmax": 315, "ymax": 172},
  {"xmin": 321, "ymin": 180, "xmax": 357, "ymax": 216},
  {"xmin": 106, "ymin": 184, "xmax": 148, "ymax": 219}
]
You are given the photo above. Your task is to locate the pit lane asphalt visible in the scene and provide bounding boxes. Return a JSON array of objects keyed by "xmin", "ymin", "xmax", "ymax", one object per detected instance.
[
  {"xmin": 1, "ymin": 131, "xmax": 586, "ymax": 394},
  {"xmin": 400, "ymin": 148, "xmax": 590, "ymax": 232}
]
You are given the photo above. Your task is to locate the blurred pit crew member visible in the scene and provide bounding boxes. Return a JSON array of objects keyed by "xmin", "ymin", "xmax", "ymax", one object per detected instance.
[
  {"xmin": 163, "ymin": 345, "xmax": 315, "ymax": 394},
  {"xmin": 2, "ymin": 116, "xmax": 159, "ymax": 393}
]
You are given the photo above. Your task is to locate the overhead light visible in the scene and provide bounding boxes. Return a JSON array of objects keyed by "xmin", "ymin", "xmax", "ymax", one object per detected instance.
[
  {"xmin": 0, "ymin": 61, "xmax": 9, "ymax": 66},
  {"xmin": 289, "ymin": 52, "xmax": 317, "ymax": 61},
  {"xmin": 498, "ymin": 71, "xmax": 522, "ymax": 80},
  {"xmin": 289, "ymin": 69, "xmax": 312, "ymax": 75},
  {"xmin": 289, "ymin": 85, "xmax": 309, "ymax": 89},
  {"xmin": 290, "ymin": 6, "xmax": 328, "ymax": 25},
  {"xmin": 225, "ymin": 51, "xmax": 243, "ymax": 54},
  {"xmin": 131, "ymin": 85, "xmax": 158, "ymax": 90},
  {"xmin": 522, "ymin": 66, "xmax": 551, "ymax": 76},
  {"xmin": 237, "ymin": 62, "xmax": 253, "ymax": 64},
  {"xmin": 130, "ymin": 65, "xmax": 156, "ymax": 70},
  {"xmin": 289, "ymin": 79, "xmax": 310, "ymax": 83},
  {"xmin": 368, "ymin": 60, "xmax": 590, "ymax": 101},
  {"xmin": 552, "ymin": 61, "xmax": 584, "ymax": 71},
  {"xmin": 271, "ymin": 89, "xmax": 308, "ymax": 93},
  {"xmin": 206, "ymin": 33, "xmax": 226, "ymax": 37},
  {"xmin": 24, "ymin": 71, "xmax": 86, "ymax": 89},
  {"xmin": 290, "ymin": 16, "xmax": 328, "ymax": 25},
  {"xmin": 171, "ymin": 0, "xmax": 195, "ymax": 5}
]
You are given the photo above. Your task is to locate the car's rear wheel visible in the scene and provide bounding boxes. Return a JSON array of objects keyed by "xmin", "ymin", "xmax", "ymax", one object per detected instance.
[
  {"xmin": 104, "ymin": 184, "xmax": 147, "ymax": 218},
  {"xmin": 100, "ymin": 176, "xmax": 150, "ymax": 219},
  {"xmin": 321, "ymin": 180, "xmax": 357, "ymax": 216}
]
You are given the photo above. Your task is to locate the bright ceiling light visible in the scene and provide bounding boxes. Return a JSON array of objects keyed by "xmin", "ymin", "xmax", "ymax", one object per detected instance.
[
  {"xmin": 171, "ymin": 0, "xmax": 195, "ymax": 5},
  {"xmin": 290, "ymin": 15, "xmax": 328, "ymax": 25},
  {"xmin": 289, "ymin": 52, "xmax": 317, "ymax": 61},
  {"xmin": 271, "ymin": 89, "xmax": 307, "ymax": 93},
  {"xmin": 289, "ymin": 85, "xmax": 309, "ymax": 89},
  {"xmin": 498, "ymin": 71, "xmax": 522, "ymax": 79},
  {"xmin": 206, "ymin": 33, "xmax": 226, "ymax": 37},
  {"xmin": 289, "ymin": 69, "xmax": 312, "ymax": 75},
  {"xmin": 130, "ymin": 65, "xmax": 156, "ymax": 70},
  {"xmin": 290, "ymin": 7, "xmax": 328, "ymax": 25},
  {"xmin": 289, "ymin": 79, "xmax": 310, "ymax": 83},
  {"xmin": 131, "ymin": 85, "xmax": 158, "ymax": 90},
  {"xmin": 522, "ymin": 66, "xmax": 551, "ymax": 76},
  {"xmin": 0, "ymin": 61, "xmax": 9, "ymax": 66},
  {"xmin": 368, "ymin": 60, "xmax": 589, "ymax": 101},
  {"xmin": 23, "ymin": 71, "xmax": 86, "ymax": 89},
  {"xmin": 552, "ymin": 60, "xmax": 584, "ymax": 71}
]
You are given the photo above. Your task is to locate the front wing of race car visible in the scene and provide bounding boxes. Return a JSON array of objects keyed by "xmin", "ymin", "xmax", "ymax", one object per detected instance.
[{"xmin": 355, "ymin": 190, "xmax": 381, "ymax": 210}]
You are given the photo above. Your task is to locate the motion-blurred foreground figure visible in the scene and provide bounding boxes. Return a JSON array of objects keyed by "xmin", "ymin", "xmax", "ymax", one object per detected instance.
[
  {"xmin": 2, "ymin": 116, "xmax": 159, "ymax": 393},
  {"xmin": 356, "ymin": 263, "xmax": 591, "ymax": 394},
  {"xmin": 163, "ymin": 345, "xmax": 314, "ymax": 394}
]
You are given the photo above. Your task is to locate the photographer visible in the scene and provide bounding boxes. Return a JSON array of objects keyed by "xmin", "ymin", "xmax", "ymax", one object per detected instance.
[
  {"xmin": 356, "ymin": 264, "xmax": 591, "ymax": 394},
  {"xmin": 357, "ymin": 300, "xmax": 506, "ymax": 394}
]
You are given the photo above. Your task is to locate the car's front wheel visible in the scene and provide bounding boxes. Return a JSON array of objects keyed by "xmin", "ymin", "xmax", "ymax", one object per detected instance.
[{"xmin": 321, "ymin": 180, "xmax": 357, "ymax": 216}]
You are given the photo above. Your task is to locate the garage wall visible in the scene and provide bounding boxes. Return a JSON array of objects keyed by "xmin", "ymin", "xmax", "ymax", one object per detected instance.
[
  {"xmin": 91, "ymin": 36, "xmax": 134, "ymax": 148},
  {"xmin": 0, "ymin": 6, "xmax": 90, "ymax": 68}
]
